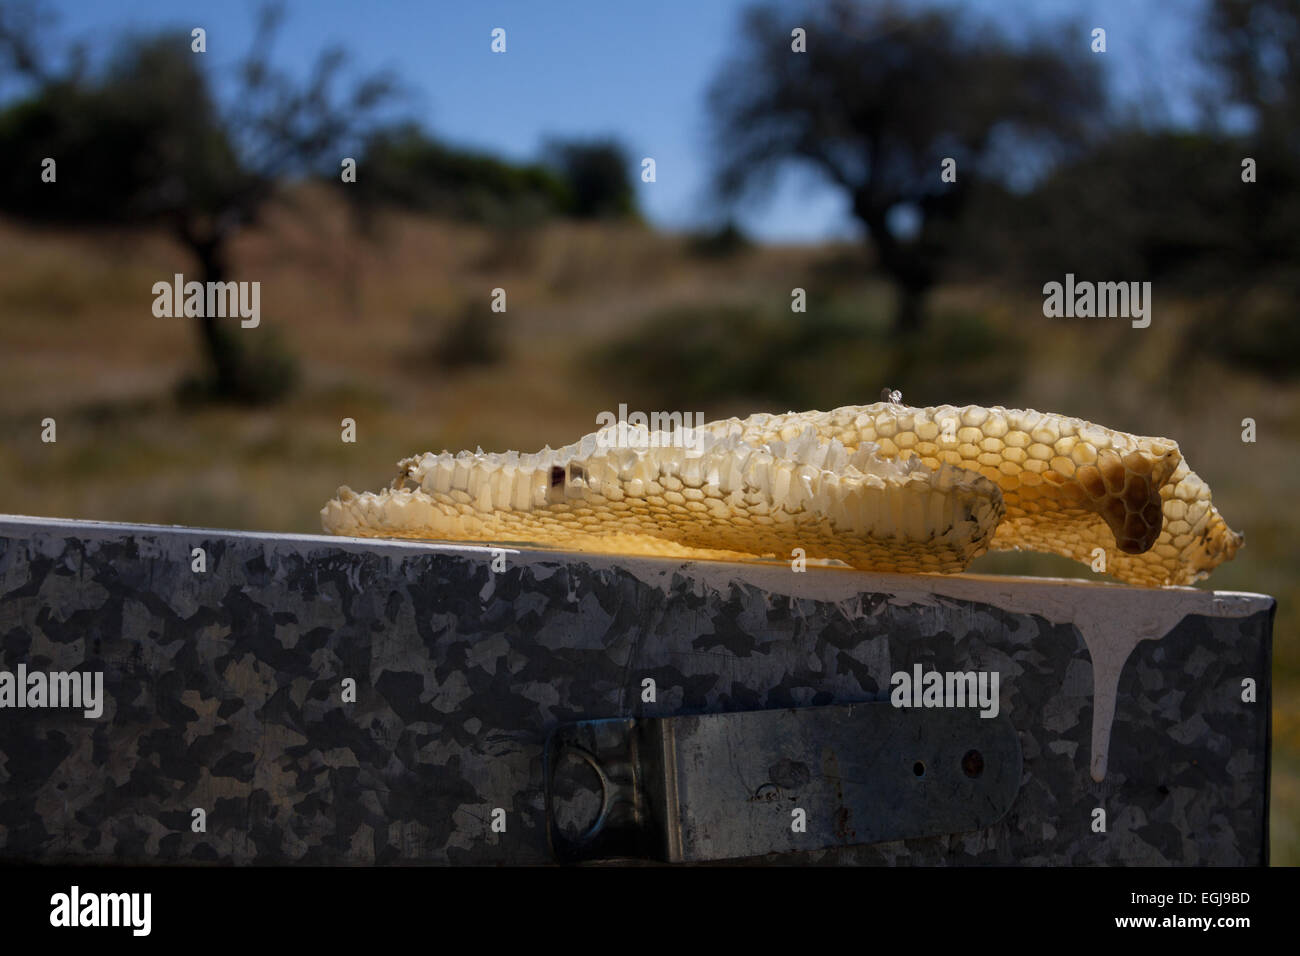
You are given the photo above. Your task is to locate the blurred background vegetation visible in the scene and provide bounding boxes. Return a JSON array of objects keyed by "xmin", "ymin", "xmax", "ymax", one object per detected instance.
[{"xmin": 0, "ymin": 0, "xmax": 1296, "ymax": 861}]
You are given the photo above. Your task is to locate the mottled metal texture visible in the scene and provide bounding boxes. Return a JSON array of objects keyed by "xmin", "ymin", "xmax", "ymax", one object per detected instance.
[{"xmin": 0, "ymin": 515, "xmax": 1273, "ymax": 865}]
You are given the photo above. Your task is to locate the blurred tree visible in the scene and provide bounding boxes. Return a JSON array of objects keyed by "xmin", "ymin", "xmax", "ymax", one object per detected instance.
[
  {"xmin": 707, "ymin": 0, "xmax": 1105, "ymax": 335},
  {"xmin": 1201, "ymin": 0, "xmax": 1300, "ymax": 269},
  {"xmin": 0, "ymin": 2, "xmax": 394, "ymax": 402},
  {"xmin": 959, "ymin": 129, "xmax": 1252, "ymax": 283},
  {"xmin": 541, "ymin": 137, "xmax": 638, "ymax": 220},
  {"xmin": 1204, "ymin": 0, "xmax": 1299, "ymax": 145},
  {"xmin": 1189, "ymin": 0, "xmax": 1300, "ymax": 378}
]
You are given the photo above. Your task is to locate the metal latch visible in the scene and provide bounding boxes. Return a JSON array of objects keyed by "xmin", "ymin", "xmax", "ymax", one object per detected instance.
[{"xmin": 545, "ymin": 703, "xmax": 1022, "ymax": 863}]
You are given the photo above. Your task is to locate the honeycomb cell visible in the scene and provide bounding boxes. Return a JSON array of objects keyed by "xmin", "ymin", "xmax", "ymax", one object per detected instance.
[{"xmin": 1050, "ymin": 456, "xmax": 1076, "ymax": 478}]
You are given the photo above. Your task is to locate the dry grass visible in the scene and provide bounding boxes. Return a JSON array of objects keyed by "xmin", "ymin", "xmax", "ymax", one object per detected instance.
[{"xmin": 1, "ymin": 187, "xmax": 1296, "ymax": 861}]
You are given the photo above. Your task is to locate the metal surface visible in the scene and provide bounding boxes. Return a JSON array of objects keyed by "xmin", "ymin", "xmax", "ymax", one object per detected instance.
[
  {"xmin": 546, "ymin": 704, "xmax": 1022, "ymax": 862},
  {"xmin": 0, "ymin": 515, "xmax": 1274, "ymax": 865}
]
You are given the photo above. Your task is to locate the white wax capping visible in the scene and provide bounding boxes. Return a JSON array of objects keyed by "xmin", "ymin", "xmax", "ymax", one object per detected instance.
[
  {"xmin": 772, "ymin": 461, "xmax": 792, "ymax": 504},
  {"xmin": 659, "ymin": 446, "xmax": 684, "ymax": 475},
  {"xmin": 438, "ymin": 458, "xmax": 455, "ymax": 489},
  {"xmin": 614, "ymin": 447, "xmax": 636, "ymax": 476},
  {"xmin": 681, "ymin": 457, "xmax": 702, "ymax": 487}
]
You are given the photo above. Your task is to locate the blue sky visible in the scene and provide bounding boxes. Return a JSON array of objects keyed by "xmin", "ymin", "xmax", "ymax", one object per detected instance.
[{"xmin": 40, "ymin": 0, "xmax": 1213, "ymax": 242}]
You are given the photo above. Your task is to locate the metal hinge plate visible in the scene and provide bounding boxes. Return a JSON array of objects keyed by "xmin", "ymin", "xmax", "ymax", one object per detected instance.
[{"xmin": 545, "ymin": 703, "xmax": 1022, "ymax": 863}]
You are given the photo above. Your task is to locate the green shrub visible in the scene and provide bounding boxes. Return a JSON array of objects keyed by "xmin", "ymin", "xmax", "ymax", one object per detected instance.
[
  {"xmin": 542, "ymin": 138, "xmax": 638, "ymax": 220},
  {"xmin": 356, "ymin": 125, "xmax": 570, "ymax": 226}
]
